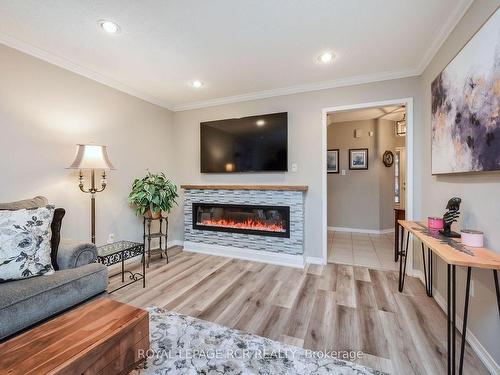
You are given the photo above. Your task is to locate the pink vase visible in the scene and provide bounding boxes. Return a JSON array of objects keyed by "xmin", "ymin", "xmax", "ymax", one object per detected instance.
[{"xmin": 428, "ymin": 216, "xmax": 444, "ymax": 230}]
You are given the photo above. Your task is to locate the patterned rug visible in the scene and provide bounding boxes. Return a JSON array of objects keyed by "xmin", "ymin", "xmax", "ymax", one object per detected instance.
[{"xmin": 136, "ymin": 308, "xmax": 386, "ymax": 374}]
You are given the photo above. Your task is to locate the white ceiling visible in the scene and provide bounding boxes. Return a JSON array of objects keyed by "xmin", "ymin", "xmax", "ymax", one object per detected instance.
[
  {"xmin": 329, "ymin": 106, "xmax": 405, "ymax": 123},
  {"xmin": 0, "ymin": 0, "xmax": 473, "ymax": 111}
]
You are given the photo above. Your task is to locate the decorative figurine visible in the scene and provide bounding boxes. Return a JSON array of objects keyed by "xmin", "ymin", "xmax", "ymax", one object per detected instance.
[{"xmin": 439, "ymin": 197, "xmax": 462, "ymax": 238}]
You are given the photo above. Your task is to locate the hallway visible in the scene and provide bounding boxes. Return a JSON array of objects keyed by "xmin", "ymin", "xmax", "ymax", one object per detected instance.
[{"xmin": 328, "ymin": 230, "xmax": 398, "ymax": 271}]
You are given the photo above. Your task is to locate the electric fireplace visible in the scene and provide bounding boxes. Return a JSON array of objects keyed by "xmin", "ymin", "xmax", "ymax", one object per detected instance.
[{"xmin": 192, "ymin": 203, "xmax": 290, "ymax": 238}]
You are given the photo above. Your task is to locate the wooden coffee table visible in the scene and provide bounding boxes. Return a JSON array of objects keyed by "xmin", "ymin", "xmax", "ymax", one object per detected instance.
[{"xmin": 0, "ymin": 299, "xmax": 149, "ymax": 375}]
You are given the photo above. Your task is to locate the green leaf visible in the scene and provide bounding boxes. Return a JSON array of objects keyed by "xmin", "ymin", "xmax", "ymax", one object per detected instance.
[{"xmin": 128, "ymin": 172, "xmax": 178, "ymax": 216}]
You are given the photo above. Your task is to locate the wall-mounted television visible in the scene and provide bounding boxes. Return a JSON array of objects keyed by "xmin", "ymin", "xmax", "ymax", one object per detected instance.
[{"xmin": 200, "ymin": 112, "xmax": 288, "ymax": 173}]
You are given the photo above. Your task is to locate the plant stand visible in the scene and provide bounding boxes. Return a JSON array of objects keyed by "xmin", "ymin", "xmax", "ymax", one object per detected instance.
[{"xmin": 143, "ymin": 216, "xmax": 169, "ymax": 268}]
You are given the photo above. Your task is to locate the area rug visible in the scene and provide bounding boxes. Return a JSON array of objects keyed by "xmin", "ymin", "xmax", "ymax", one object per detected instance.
[{"xmin": 136, "ymin": 307, "xmax": 386, "ymax": 374}]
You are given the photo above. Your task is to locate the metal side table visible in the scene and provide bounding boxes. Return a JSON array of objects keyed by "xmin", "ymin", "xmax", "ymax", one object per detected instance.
[{"xmin": 97, "ymin": 240, "xmax": 145, "ymax": 293}]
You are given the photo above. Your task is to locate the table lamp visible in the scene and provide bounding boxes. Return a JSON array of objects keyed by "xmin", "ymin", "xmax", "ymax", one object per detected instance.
[{"xmin": 68, "ymin": 144, "xmax": 115, "ymax": 244}]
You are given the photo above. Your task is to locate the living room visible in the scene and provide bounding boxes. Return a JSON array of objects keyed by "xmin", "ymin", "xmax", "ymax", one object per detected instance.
[{"xmin": 1, "ymin": 1, "xmax": 499, "ymax": 374}]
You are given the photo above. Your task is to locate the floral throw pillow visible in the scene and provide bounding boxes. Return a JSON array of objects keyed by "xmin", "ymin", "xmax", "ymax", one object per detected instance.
[{"xmin": 0, "ymin": 206, "xmax": 55, "ymax": 282}]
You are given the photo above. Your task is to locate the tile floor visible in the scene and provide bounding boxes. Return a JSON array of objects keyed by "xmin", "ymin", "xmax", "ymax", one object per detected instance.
[{"xmin": 327, "ymin": 230, "xmax": 398, "ymax": 270}]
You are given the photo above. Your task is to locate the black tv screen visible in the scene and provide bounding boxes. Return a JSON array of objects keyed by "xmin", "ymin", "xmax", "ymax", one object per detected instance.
[{"xmin": 200, "ymin": 112, "xmax": 288, "ymax": 173}]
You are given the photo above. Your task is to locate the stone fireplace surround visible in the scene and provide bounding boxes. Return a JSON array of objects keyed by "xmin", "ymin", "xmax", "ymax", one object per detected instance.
[{"xmin": 181, "ymin": 185, "xmax": 307, "ymax": 268}]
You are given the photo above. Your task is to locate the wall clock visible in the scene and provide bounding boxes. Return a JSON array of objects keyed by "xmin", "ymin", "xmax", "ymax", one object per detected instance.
[{"xmin": 383, "ymin": 150, "xmax": 394, "ymax": 167}]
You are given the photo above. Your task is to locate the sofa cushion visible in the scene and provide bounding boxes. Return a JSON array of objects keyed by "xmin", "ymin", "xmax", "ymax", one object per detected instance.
[
  {"xmin": 0, "ymin": 263, "xmax": 108, "ymax": 340},
  {"xmin": 0, "ymin": 206, "xmax": 55, "ymax": 282},
  {"xmin": 0, "ymin": 196, "xmax": 49, "ymax": 210},
  {"xmin": 50, "ymin": 208, "xmax": 65, "ymax": 270},
  {"xmin": 0, "ymin": 197, "xmax": 64, "ymax": 270}
]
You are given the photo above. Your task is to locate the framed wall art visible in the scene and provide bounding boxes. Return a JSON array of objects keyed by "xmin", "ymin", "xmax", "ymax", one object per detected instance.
[
  {"xmin": 327, "ymin": 149, "xmax": 339, "ymax": 173},
  {"xmin": 431, "ymin": 9, "xmax": 500, "ymax": 174},
  {"xmin": 349, "ymin": 148, "xmax": 368, "ymax": 170}
]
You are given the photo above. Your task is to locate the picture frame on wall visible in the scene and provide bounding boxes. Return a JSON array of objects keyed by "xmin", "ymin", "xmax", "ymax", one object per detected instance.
[
  {"xmin": 349, "ymin": 148, "xmax": 368, "ymax": 170},
  {"xmin": 431, "ymin": 8, "xmax": 500, "ymax": 174},
  {"xmin": 327, "ymin": 149, "xmax": 339, "ymax": 174}
]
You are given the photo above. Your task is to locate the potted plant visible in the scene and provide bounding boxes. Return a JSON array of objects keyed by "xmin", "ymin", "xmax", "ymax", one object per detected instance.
[{"xmin": 128, "ymin": 171, "xmax": 178, "ymax": 219}]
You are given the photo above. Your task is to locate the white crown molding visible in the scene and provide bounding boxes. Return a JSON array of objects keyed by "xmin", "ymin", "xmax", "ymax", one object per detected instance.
[
  {"xmin": 0, "ymin": 0, "xmax": 472, "ymax": 112},
  {"xmin": 170, "ymin": 68, "xmax": 419, "ymax": 111},
  {"xmin": 171, "ymin": 0, "xmax": 473, "ymax": 112},
  {"xmin": 415, "ymin": 0, "xmax": 474, "ymax": 74},
  {"xmin": 0, "ymin": 32, "xmax": 173, "ymax": 110}
]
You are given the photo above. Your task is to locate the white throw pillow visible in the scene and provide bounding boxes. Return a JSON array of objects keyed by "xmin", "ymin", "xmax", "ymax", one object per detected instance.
[{"xmin": 0, "ymin": 206, "xmax": 55, "ymax": 282}]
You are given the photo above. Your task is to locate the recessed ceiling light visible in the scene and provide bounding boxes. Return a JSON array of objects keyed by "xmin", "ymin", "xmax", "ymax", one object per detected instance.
[
  {"xmin": 190, "ymin": 80, "xmax": 203, "ymax": 88},
  {"xmin": 256, "ymin": 119, "xmax": 266, "ymax": 127},
  {"xmin": 98, "ymin": 20, "xmax": 120, "ymax": 34},
  {"xmin": 318, "ymin": 51, "xmax": 335, "ymax": 64}
]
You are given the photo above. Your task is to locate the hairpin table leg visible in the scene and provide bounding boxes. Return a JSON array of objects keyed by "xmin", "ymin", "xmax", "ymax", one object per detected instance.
[
  {"xmin": 494, "ymin": 270, "xmax": 500, "ymax": 316},
  {"xmin": 447, "ymin": 264, "xmax": 452, "ymax": 375},
  {"xmin": 398, "ymin": 230, "xmax": 410, "ymax": 292},
  {"xmin": 452, "ymin": 265, "xmax": 456, "ymax": 375},
  {"xmin": 428, "ymin": 248, "xmax": 433, "ymax": 297},
  {"xmin": 421, "ymin": 242, "xmax": 428, "ymax": 295},
  {"xmin": 458, "ymin": 267, "xmax": 471, "ymax": 375}
]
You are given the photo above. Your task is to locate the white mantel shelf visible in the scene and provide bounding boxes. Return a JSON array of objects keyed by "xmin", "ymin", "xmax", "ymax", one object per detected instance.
[{"xmin": 180, "ymin": 184, "xmax": 308, "ymax": 192}]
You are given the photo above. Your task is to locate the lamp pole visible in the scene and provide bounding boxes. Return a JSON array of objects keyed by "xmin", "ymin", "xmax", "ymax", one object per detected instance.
[
  {"xmin": 68, "ymin": 144, "xmax": 114, "ymax": 244},
  {"xmin": 79, "ymin": 169, "xmax": 107, "ymax": 244}
]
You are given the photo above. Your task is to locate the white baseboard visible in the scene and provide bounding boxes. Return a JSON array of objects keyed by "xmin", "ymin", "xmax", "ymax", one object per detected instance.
[
  {"xmin": 167, "ymin": 240, "xmax": 184, "ymax": 248},
  {"xmin": 413, "ymin": 270, "xmax": 499, "ymax": 374},
  {"xmin": 183, "ymin": 241, "xmax": 305, "ymax": 269},
  {"xmin": 328, "ymin": 226, "xmax": 394, "ymax": 235},
  {"xmin": 305, "ymin": 256, "xmax": 326, "ymax": 265}
]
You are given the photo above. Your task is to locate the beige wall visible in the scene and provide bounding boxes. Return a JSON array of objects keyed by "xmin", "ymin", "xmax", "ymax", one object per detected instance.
[
  {"xmin": 417, "ymin": 0, "xmax": 500, "ymax": 365},
  {"xmin": 0, "ymin": 44, "xmax": 175, "ymax": 246},
  {"xmin": 170, "ymin": 78, "xmax": 421, "ymax": 259},
  {"xmin": 327, "ymin": 118, "xmax": 404, "ymax": 231},
  {"xmin": 2, "ymin": 0, "xmax": 498, "ymax": 365}
]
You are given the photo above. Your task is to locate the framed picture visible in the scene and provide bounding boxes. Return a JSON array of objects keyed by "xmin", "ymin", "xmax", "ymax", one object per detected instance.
[
  {"xmin": 349, "ymin": 148, "xmax": 368, "ymax": 170},
  {"xmin": 431, "ymin": 8, "xmax": 500, "ymax": 174},
  {"xmin": 327, "ymin": 149, "xmax": 339, "ymax": 173}
]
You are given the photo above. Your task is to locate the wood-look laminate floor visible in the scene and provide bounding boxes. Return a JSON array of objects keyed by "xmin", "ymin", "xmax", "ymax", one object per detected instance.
[{"xmin": 110, "ymin": 247, "xmax": 489, "ymax": 374}]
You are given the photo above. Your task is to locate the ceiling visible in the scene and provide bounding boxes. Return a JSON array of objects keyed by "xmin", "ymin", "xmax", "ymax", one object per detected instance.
[
  {"xmin": 0, "ymin": 0, "xmax": 472, "ymax": 111},
  {"xmin": 329, "ymin": 106, "xmax": 405, "ymax": 123}
]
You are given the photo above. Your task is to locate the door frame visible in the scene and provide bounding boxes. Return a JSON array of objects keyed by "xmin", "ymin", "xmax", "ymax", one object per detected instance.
[
  {"xmin": 395, "ymin": 146, "xmax": 407, "ymax": 208},
  {"xmin": 321, "ymin": 98, "xmax": 414, "ymax": 275}
]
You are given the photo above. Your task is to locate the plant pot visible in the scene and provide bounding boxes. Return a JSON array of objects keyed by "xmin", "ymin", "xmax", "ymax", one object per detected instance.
[{"xmin": 145, "ymin": 209, "xmax": 162, "ymax": 219}]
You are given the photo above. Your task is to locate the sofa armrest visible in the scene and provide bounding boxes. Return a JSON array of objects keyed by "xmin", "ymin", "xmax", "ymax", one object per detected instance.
[{"xmin": 57, "ymin": 239, "xmax": 98, "ymax": 270}]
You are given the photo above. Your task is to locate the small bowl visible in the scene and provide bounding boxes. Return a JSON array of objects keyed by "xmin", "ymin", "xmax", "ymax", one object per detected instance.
[
  {"xmin": 461, "ymin": 229, "xmax": 484, "ymax": 248},
  {"xmin": 428, "ymin": 216, "xmax": 444, "ymax": 230}
]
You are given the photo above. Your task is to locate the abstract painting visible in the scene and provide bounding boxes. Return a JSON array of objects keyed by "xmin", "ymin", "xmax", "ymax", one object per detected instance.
[{"xmin": 431, "ymin": 8, "xmax": 500, "ymax": 174}]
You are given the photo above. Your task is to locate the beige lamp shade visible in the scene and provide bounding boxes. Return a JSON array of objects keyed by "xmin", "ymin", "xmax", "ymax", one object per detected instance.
[{"xmin": 68, "ymin": 144, "xmax": 115, "ymax": 170}]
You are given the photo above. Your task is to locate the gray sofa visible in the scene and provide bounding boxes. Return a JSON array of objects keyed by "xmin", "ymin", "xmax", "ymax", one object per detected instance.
[{"xmin": 0, "ymin": 233, "xmax": 108, "ymax": 340}]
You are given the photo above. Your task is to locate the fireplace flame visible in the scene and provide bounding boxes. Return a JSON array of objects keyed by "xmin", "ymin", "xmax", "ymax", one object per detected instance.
[{"xmin": 199, "ymin": 218, "xmax": 285, "ymax": 233}]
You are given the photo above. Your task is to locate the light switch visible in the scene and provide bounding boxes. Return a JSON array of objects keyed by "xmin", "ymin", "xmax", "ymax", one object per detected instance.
[
  {"xmin": 341, "ymin": 169, "xmax": 346, "ymax": 175},
  {"xmin": 291, "ymin": 163, "xmax": 298, "ymax": 172}
]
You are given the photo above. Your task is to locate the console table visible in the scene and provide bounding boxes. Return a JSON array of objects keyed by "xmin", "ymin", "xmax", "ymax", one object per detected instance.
[{"xmin": 397, "ymin": 220, "xmax": 500, "ymax": 375}]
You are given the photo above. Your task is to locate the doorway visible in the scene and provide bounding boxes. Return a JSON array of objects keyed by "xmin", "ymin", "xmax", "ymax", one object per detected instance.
[{"xmin": 321, "ymin": 98, "xmax": 414, "ymax": 274}]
